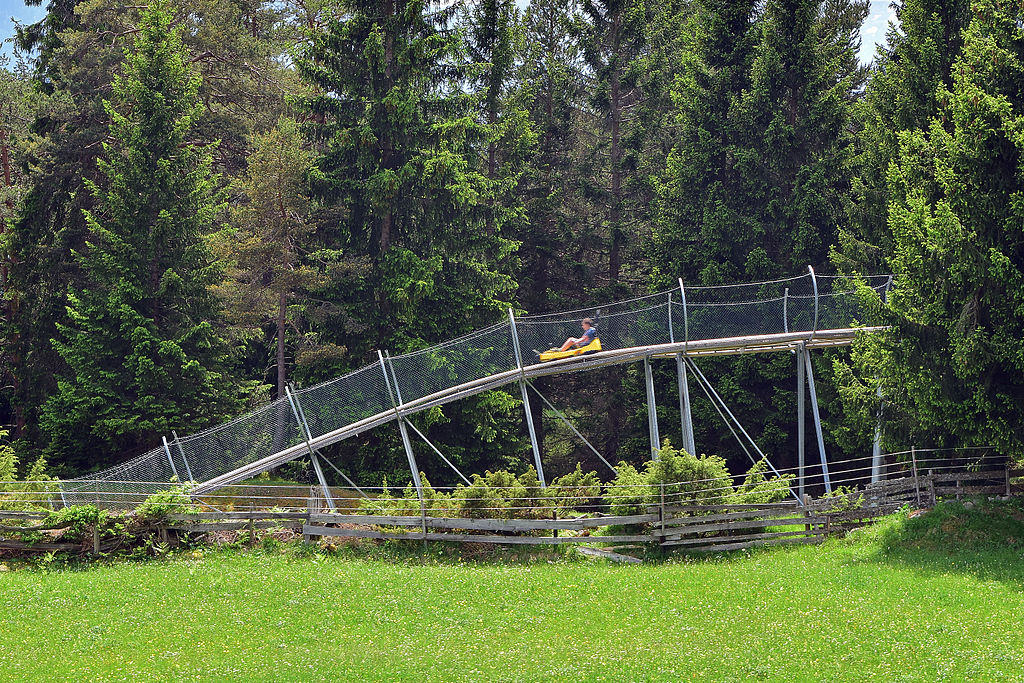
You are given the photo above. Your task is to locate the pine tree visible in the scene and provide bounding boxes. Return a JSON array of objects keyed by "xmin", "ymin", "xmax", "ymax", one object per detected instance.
[
  {"xmin": 851, "ymin": 0, "xmax": 1024, "ymax": 457},
  {"xmin": 212, "ymin": 116, "xmax": 319, "ymax": 399},
  {"xmin": 297, "ymin": 0, "xmax": 525, "ymax": 484},
  {"xmin": 39, "ymin": 2, "xmax": 242, "ymax": 471},
  {"xmin": 730, "ymin": 0, "xmax": 866, "ymax": 278},
  {"xmin": 574, "ymin": 0, "xmax": 650, "ymax": 289},
  {"xmin": 650, "ymin": 0, "xmax": 760, "ymax": 286},
  {"xmin": 838, "ymin": 0, "xmax": 971, "ymax": 274},
  {"xmin": 298, "ymin": 0, "xmax": 517, "ymax": 358}
]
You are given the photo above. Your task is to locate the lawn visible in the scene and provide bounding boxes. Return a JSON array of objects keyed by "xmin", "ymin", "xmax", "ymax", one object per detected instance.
[{"xmin": 2, "ymin": 509, "xmax": 1023, "ymax": 682}]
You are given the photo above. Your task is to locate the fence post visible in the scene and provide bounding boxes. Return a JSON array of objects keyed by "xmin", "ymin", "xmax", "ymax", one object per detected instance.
[
  {"xmin": 803, "ymin": 348, "xmax": 831, "ymax": 494},
  {"xmin": 783, "ymin": 287, "xmax": 789, "ymax": 334},
  {"xmin": 161, "ymin": 436, "xmax": 181, "ymax": 482},
  {"xmin": 927, "ymin": 469, "xmax": 936, "ymax": 506},
  {"xmin": 911, "ymin": 447, "xmax": 920, "ymax": 507},
  {"xmin": 1007, "ymin": 463, "xmax": 1012, "ymax": 497},
  {"xmin": 92, "ymin": 526, "xmax": 101, "ymax": 555},
  {"xmin": 660, "ymin": 482, "xmax": 666, "ymax": 537},
  {"xmin": 509, "ymin": 308, "xmax": 545, "ymax": 487}
]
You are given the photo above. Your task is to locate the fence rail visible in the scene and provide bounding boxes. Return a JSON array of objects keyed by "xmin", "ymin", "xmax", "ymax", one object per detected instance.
[{"xmin": 4, "ymin": 451, "xmax": 1020, "ymax": 556}]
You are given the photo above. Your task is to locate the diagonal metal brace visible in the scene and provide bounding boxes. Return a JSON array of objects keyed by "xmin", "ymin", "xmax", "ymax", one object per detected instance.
[{"xmin": 525, "ymin": 380, "xmax": 618, "ymax": 477}]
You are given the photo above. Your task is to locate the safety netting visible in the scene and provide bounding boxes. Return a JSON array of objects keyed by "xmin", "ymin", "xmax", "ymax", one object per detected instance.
[{"xmin": 60, "ymin": 272, "xmax": 892, "ymax": 507}]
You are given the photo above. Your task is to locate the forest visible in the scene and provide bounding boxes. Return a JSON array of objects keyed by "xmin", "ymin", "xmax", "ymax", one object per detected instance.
[{"xmin": 0, "ymin": 0, "xmax": 1021, "ymax": 486}]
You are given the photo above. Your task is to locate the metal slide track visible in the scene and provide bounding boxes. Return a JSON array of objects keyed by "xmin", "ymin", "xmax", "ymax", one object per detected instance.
[{"xmin": 191, "ymin": 327, "xmax": 879, "ymax": 495}]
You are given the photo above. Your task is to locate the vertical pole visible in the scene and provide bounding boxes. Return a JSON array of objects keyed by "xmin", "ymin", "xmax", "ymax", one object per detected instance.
[
  {"xmin": 871, "ymin": 384, "xmax": 884, "ymax": 483},
  {"xmin": 872, "ymin": 278, "xmax": 892, "ymax": 484},
  {"xmin": 783, "ymin": 287, "xmax": 789, "ymax": 334},
  {"xmin": 171, "ymin": 431, "xmax": 195, "ymax": 484},
  {"xmin": 644, "ymin": 357, "xmax": 660, "ymax": 459},
  {"xmin": 161, "ymin": 436, "xmax": 180, "ymax": 482},
  {"xmin": 379, "ymin": 351, "xmax": 424, "ymax": 502},
  {"xmin": 797, "ymin": 342, "xmax": 806, "ymax": 501},
  {"xmin": 807, "ymin": 265, "xmax": 819, "ymax": 339},
  {"xmin": 803, "ymin": 349, "xmax": 831, "ymax": 494},
  {"xmin": 285, "ymin": 384, "xmax": 337, "ymax": 511},
  {"xmin": 509, "ymin": 309, "xmax": 545, "ymax": 486},
  {"xmin": 911, "ymin": 446, "xmax": 920, "ymax": 507},
  {"xmin": 677, "ymin": 278, "xmax": 695, "ymax": 455}
]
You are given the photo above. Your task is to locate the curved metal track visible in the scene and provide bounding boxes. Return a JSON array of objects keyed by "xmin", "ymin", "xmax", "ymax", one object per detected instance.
[{"xmin": 192, "ymin": 327, "xmax": 881, "ymax": 495}]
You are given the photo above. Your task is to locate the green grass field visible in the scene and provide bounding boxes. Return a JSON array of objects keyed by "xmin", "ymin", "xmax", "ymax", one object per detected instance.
[{"xmin": 2, "ymin": 504, "xmax": 1024, "ymax": 682}]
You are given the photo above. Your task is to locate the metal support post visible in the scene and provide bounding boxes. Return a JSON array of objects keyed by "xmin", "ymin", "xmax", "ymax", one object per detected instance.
[
  {"xmin": 526, "ymin": 380, "xmax": 618, "ymax": 476},
  {"xmin": 379, "ymin": 351, "xmax": 423, "ymax": 502},
  {"xmin": 170, "ymin": 431, "xmax": 195, "ymax": 483},
  {"xmin": 803, "ymin": 349, "xmax": 831, "ymax": 494},
  {"xmin": 509, "ymin": 309, "xmax": 545, "ymax": 486},
  {"xmin": 162, "ymin": 436, "xmax": 181, "ymax": 482},
  {"xmin": 783, "ymin": 287, "xmax": 789, "ymax": 334},
  {"xmin": 797, "ymin": 343, "xmax": 806, "ymax": 501},
  {"xmin": 676, "ymin": 355, "xmax": 696, "ymax": 455},
  {"xmin": 285, "ymin": 384, "xmax": 337, "ymax": 511},
  {"xmin": 677, "ymin": 278, "xmax": 695, "ymax": 455},
  {"xmin": 871, "ymin": 383, "xmax": 884, "ymax": 483},
  {"xmin": 644, "ymin": 357, "xmax": 660, "ymax": 459},
  {"xmin": 871, "ymin": 277, "xmax": 893, "ymax": 484},
  {"xmin": 808, "ymin": 265, "xmax": 819, "ymax": 339}
]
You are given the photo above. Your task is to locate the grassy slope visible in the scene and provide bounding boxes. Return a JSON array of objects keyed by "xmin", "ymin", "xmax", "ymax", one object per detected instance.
[{"xmin": 2, "ymin": 504, "xmax": 1024, "ymax": 682}]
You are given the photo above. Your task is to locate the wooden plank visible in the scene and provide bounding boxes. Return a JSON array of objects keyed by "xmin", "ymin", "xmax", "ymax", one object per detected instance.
[
  {"xmin": 653, "ymin": 515, "xmax": 830, "ymax": 537},
  {"xmin": 929, "ymin": 470, "xmax": 1006, "ymax": 483},
  {"xmin": 575, "ymin": 547, "xmax": 643, "ymax": 564},
  {"xmin": 684, "ymin": 535, "xmax": 826, "ymax": 553},
  {"xmin": 0, "ymin": 511, "xmax": 49, "ymax": 521},
  {"xmin": 309, "ymin": 512, "xmax": 659, "ymax": 531},
  {"xmin": 662, "ymin": 508, "xmax": 805, "ymax": 527},
  {"xmin": 303, "ymin": 524, "xmax": 654, "ymax": 545},
  {"xmin": 661, "ymin": 528, "xmax": 826, "ymax": 547},
  {"xmin": 166, "ymin": 520, "xmax": 304, "ymax": 532},
  {"xmin": 934, "ymin": 485, "xmax": 1006, "ymax": 496},
  {"xmin": 658, "ymin": 502, "xmax": 800, "ymax": 514},
  {"xmin": 0, "ymin": 540, "xmax": 84, "ymax": 552},
  {"xmin": 165, "ymin": 511, "xmax": 309, "ymax": 521}
]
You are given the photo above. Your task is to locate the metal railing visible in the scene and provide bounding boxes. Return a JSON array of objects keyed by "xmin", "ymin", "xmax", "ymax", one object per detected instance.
[{"xmin": 54, "ymin": 272, "xmax": 893, "ymax": 505}]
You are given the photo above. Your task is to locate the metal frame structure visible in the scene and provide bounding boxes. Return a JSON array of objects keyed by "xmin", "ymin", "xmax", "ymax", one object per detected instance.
[{"xmin": 60, "ymin": 271, "xmax": 892, "ymax": 507}]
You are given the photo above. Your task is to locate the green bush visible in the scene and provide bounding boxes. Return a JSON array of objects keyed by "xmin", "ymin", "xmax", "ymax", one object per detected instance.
[
  {"xmin": 361, "ymin": 466, "xmax": 600, "ymax": 520},
  {"xmin": 136, "ymin": 485, "xmax": 200, "ymax": 519},
  {"xmin": 605, "ymin": 443, "xmax": 794, "ymax": 515},
  {"xmin": 0, "ymin": 429, "xmax": 56, "ymax": 511}
]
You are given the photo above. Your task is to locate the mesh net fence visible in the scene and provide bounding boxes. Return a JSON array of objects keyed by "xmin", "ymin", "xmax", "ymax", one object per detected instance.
[{"xmin": 59, "ymin": 272, "xmax": 891, "ymax": 506}]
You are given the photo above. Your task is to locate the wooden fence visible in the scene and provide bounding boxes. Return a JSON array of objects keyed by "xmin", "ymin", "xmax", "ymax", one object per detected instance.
[{"xmin": 2, "ymin": 464, "xmax": 1021, "ymax": 556}]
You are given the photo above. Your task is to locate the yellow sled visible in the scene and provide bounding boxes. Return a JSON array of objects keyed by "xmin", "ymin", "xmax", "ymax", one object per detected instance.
[{"xmin": 536, "ymin": 338, "xmax": 602, "ymax": 363}]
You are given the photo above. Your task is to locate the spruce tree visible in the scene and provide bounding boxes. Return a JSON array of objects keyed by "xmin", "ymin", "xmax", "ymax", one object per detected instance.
[
  {"xmin": 299, "ymin": 0, "xmax": 517, "ymax": 358},
  {"xmin": 850, "ymin": 0, "xmax": 1024, "ymax": 457},
  {"xmin": 297, "ymin": 0, "xmax": 525, "ymax": 484},
  {"xmin": 39, "ymin": 2, "xmax": 242, "ymax": 471},
  {"xmin": 838, "ymin": 0, "xmax": 971, "ymax": 274}
]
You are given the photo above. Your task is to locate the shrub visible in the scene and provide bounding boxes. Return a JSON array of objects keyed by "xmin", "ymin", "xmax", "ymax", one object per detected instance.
[
  {"xmin": 605, "ymin": 444, "xmax": 794, "ymax": 516},
  {"xmin": 0, "ymin": 430, "xmax": 56, "ymax": 511},
  {"xmin": 543, "ymin": 464, "xmax": 601, "ymax": 514},
  {"xmin": 731, "ymin": 459, "xmax": 795, "ymax": 505}
]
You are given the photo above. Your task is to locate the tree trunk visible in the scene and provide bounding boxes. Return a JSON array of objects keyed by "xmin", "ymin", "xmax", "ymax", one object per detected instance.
[
  {"xmin": 608, "ymin": 13, "xmax": 624, "ymax": 285},
  {"xmin": 277, "ymin": 290, "xmax": 287, "ymax": 399}
]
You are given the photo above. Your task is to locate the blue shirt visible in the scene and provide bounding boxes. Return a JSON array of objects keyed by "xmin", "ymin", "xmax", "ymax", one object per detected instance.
[{"xmin": 580, "ymin": 327, "xmax": 597, "ymax": 345}]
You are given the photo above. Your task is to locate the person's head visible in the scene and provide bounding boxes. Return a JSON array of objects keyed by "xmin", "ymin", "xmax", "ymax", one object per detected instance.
[{"xmin": 582, "ymin": 317, "xmax": 594, "ymax": 329}]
